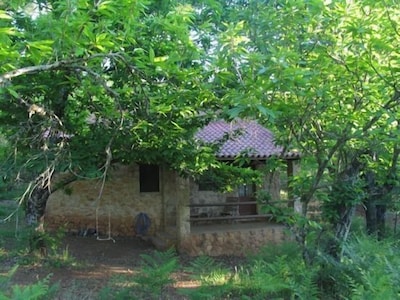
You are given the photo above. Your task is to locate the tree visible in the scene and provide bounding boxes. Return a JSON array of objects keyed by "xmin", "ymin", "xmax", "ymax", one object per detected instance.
[
  {"xmin": 2, "ymin": 0, "xmax": 400, "ymax": 264},
  {"xmin": 0, "ymin": 0, "xmax": 227, "ymax": 225},
  {"xmin": 220, "ymin": 0, "xmax": 400, "ymax": 259}
]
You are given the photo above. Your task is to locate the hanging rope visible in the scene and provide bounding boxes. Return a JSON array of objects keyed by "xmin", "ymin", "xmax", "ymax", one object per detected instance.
[
  {"xmin": 95, "ymin": 145, "xmax": 115, "ymax": 243},
  {"xmin": 95, "ymin": 207, "xmax": 115, "ymax": 242},
  {"xmin": 94, "ymin": 115, "xmax": 124, "ymax": 243}
]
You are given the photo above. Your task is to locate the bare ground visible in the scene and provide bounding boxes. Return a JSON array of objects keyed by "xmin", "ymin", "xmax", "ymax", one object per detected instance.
[
  {"xmin": 4, "ymin": 234, "xmax": 204, "ymax": 299},
  {"xmin": 0, "ymin": 200, "xmax": 247, "ymax": 299},
  {"xmin": 11, "ymin": 236, "xmax": 154, "ymax": 296}
]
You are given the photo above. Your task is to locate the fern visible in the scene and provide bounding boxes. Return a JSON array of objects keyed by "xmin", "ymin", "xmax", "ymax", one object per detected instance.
[
  {"xmin": 0, "ymin": 264, "xmax": 18, "ymax": 286},
  {"xmin": 332, "ymin": 233, "xmax": 400, "ymax": 298},
  {"xmin": 132, "ymin": 248, "xmax": 178, "ymax": 298},
  {"xmin": 0, "ymin": 274, "xmax": 52, "ymax": 300},
  {"xmin": 180, "ymin": 256, "xmax": 236, "ymax": 299},
  {"xmin": 185, "ymin": 255, "xmax": 221, "ymax": 278},
  {"xmin": 139, "ymin": 248, "xmax": 177, "ymax": 269}
]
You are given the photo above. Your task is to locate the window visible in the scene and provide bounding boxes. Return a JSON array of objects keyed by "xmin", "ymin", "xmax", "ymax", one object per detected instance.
[
  {"xmin": 139, "ymin": 164, "xmax": 160, "ymax": 192},
  {"xmin": 238, "ymin": 183, "xmax": 254, "ymax": 197}
]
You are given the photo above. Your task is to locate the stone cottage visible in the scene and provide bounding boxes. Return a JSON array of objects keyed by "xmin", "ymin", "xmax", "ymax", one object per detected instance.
[{"xmin": 44, "ymin": 119, "xmax": 300, "ymax": 255}]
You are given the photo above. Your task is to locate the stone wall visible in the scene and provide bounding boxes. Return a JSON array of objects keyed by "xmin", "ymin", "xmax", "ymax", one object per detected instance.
[
  {"xmin": 179, "ymin": 224, "xmax": 290, "ymax": 256},
  {"xmin": 45, "ymin": 164, "xmax": 176, "ymax": 236}
]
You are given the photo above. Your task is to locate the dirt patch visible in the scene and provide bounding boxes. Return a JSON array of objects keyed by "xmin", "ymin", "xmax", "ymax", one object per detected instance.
[
  {"xmin": 5, "ymin": 234, "xmax": 247, "ymax": 299},
  {"xmin": 1, "ymin": 200, "xmax": 247, "ymax": 299},
  {"xmin": 61, "ymin": 235, "xmax": 155, "ymax": 264},
  {"xmin": 7, "ymin": 235, "xmax": 157, "ymax": 298}
]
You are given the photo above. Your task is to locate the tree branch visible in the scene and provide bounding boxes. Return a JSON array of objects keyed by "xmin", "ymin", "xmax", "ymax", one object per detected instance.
[
  {"xmin": 0, "ymin": 52, "xmax": 132, "ymax": 86},
  {"xmin": 0, "ymin": 61, "xmax": 67, "ymax": 85}
]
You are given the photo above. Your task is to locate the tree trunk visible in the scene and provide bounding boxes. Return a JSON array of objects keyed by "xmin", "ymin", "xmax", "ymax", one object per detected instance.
[
  {"xmin": 365, "ymin": 199, "xmax": 377, "ymax": 235},
  {"xmin": 365, "ymin": 198, "xmax": 387, "ymax": 239},
  {"xmin": 363, "ymin": 143, "xmax": 399, "ymax": 238},
  {"xmin": 324, "ymin": 205, "xmax": 356, "ymax": 260},
  {"xmin": 25, "ymin": 171, "xmax": 76, "ymax": 256},
  {"xmin": 26, "ymin": 176, "xmax": 51, "ymax": 226},
  {"xmin": 25, "ymin": 172, "xmax": 76, "ymax": 226},
  {"xmin": 376, "ymin": 204, "xmax": 386, "ymax": 238},
  {"xmin": 335, "ymin": 206, "xmax": 355, "ymax": 244}
]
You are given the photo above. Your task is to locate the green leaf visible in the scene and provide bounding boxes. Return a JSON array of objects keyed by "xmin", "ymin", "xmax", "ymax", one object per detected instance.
[
  {"xmin": 0, "ymin": 27, "xmax": 18, "ymax": 36},
  {"xmin": 0, "ymin": 10, "xmax": 12, "ymax": 20},
  {"xmin": 149, "ymin": 48, "xmax": 155, "ymax": 63},
  {"xmin": 27, "ymin": 40, "xmax": 54, "ymax": 52},
  {"xmin": 226, "ymin": 106, "xmax": 245, "ymax": 119},
  {"xmin": 6, "ymin": 88, "xmax": 19, "ymax": 99},
  {"xmin": 256, "ymin": 105, "xmax": 275, "ymax": 120}
]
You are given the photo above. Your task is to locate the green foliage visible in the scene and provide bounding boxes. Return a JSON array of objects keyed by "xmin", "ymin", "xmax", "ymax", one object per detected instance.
[
  {"xmin": 247, "ymin": 243, "xmax": 319, "ymax": 299},
  {"xmin": 99, "ymin": 249, "xmax": 178, "ymax": 299},
  {"xmin": 181, "ymin": 242, "xmax": 319, "ymax": 299},
  {"xmin": 195, "ymin": 163, "xmax": 262, "ymax": 193},
  {"xmin": 3, "ymin": 276, "xmax": 51, "ymax": 300},
  {"xmin": 0, "ymin": 266, "xmax": 55, "ymax": 300},
  {"xmin": 185, "ymin": 255, "xmax": 222, "ymax": 278},
  {"xmin": 129, "ymin": 248, "xmax": 178, "ymax": 299},
  {"xmin": 1, "ymin": 2, "xmax": 400, "ymax": 293},
  {"xmin": 180, "ymin": 273, "xmax": 233, "ymax": 300},
  {"xmin": 2, "ymin": 229, "xmax": 400, "ymax": 299},
  {"xmin": 181, "ymin": 256, "xmax": 234, "ymax": 299},
  {"xmin": 342, "ymin": 234, "xmax": 400, "ymax": 299},
  {"xmin": 242, "ymin": 235, "xmax": 400, "ymax": 299},
  {"xmin": 213, "ymin": 0, "xmax": 400, "ymax": 251},
  {"xmin": 0, "ymin": 0, "xmax": 225, "ymax": 190},
  {"xmin": 0, "ymin": 265, "xmax": 19, "ymax": 292},
  {"xmin": 32, "ymin": 228, "xmax": 77, "ymax": 268},
  {"xmin": 322, "ymin": 176, "xmax": 366, "ymax": 224},
  {"xmin": 61, "ymin": 186, "xmax": 72, "ymax": 196}
]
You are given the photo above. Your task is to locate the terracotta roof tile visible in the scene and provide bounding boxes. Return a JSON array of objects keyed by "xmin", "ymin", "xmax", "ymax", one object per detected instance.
[{"xmin": 196, "ymin": 120, "xmax": 299, "ymax": 159}]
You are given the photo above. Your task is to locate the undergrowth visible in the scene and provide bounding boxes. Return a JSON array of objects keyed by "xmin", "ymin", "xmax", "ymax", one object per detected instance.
[
  {"xmin": 97, "ymin": 235, "xmax": 400, "ymax": 299},
  {"xmin": 2, "ymin": 198, "xmax": 400, "ymax": 300},
  {"xmin": 100, "ymin": 248, "xmax": 179, "ymax": 300},
  {"xmin": 0, "ymin": 265, "xmax": 57, "ymax": 300}
]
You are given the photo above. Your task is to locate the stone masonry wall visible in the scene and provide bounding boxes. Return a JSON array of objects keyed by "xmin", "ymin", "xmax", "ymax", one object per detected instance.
[
  {"xmin": 45, "ymin": 164, "xmax": 171, "ymax": 236},
  {"xmin": 179, "ymin": 225, "xmax": 290, "ymax": 256}
]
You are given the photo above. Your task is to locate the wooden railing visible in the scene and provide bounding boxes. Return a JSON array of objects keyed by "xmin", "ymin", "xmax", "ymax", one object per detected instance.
[{"xmin": 189, "ymin": 197, "xmax": 274, "ymax": 223}]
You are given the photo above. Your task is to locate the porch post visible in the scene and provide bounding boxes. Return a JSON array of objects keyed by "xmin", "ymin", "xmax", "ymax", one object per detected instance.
[
  {"xmin": 176, "ymin": 175, "xmax": 190, "ymax": 246},
  {"xmin": 264, "ymin": 169, "xmax": 281, "ymax": 202}
]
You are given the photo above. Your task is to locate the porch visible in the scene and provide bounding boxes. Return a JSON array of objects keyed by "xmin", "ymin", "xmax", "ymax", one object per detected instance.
[{"xmin": 173, "ymin": 196, "xmax": 294, "ymax": 256}]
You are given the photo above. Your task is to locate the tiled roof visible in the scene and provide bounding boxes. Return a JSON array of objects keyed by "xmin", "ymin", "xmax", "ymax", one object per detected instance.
[{"xmin": 196, "ymin": 120, "xmax": 299, "ymax": 160}]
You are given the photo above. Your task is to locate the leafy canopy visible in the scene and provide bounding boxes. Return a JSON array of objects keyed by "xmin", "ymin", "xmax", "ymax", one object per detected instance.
[
  {"xmin": 1, "ymin": 0, "xmax": 400, "ymax": 243},
  {"xmin": 0, "ymin": 0, "xmax": 227, "ymax": 179}
]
